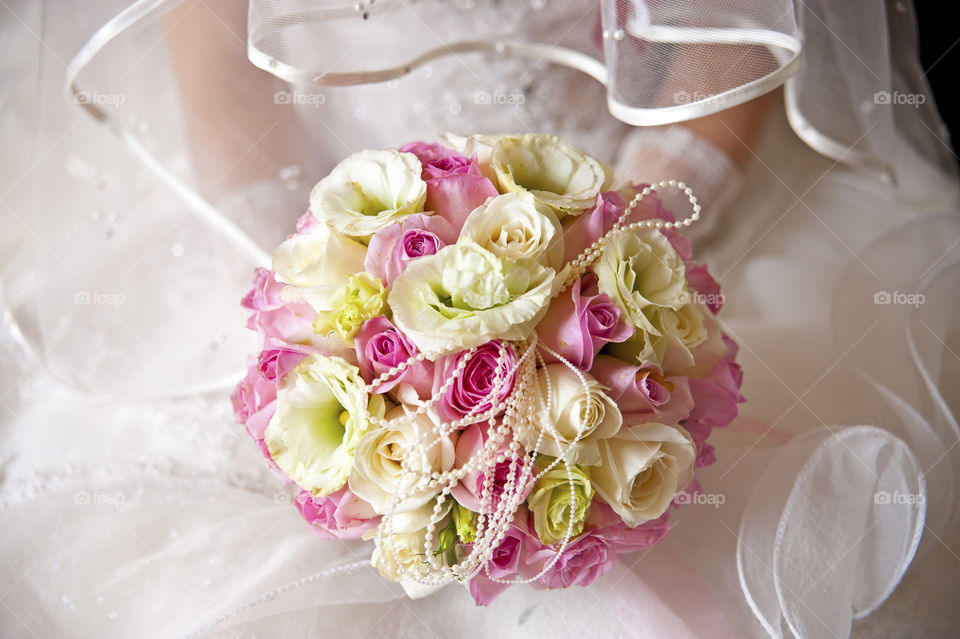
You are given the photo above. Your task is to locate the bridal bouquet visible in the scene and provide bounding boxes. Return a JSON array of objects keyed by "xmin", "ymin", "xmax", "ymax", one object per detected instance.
[{"xmin": 232, "ymin": 133, "xmax": 743, "ymax": 604}]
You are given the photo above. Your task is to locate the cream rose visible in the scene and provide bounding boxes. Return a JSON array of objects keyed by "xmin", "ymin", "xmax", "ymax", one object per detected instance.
[
  {"xmin": 516, "ymin": 364, "xmax": 622, "ymax": 466},
  {"xmin": 309, "ymin": 149, "xmax": 427, "ymax": 239},
  {"xmin": 389, "ymin": 239, "xmax": 554, "ymax": 358},
  {"xmin": 272, "ymin": 223, "xmax": 368, "ymax": 311},
  {"xmin": 490, "ymin": 134, "xmax": 610, "ymax": 215},
  {"xmin": 371, "ymin": 500, "xmax": 453, "ymax": 599},
  {"xmin": 264, "ymin": 355, "xmax": 386, "ymax": 496},
  {"xmin": 594, "ymin": 228, "xmax": 687, "ymax": 334},
  {"xmin": 591, "ymin": 422, "xmax": 695, "ymax": 526},
  {"xmin": 460, "ymin": 191, "xmax": 564, "ymax": 270},
  {"xmin": 349, "ymin": 406, "xmax": 458, "ymax": 518}
]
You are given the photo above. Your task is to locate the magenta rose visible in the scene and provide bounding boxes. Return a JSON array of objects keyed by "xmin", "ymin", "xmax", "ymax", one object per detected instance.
[
  {"xmin": 295, "ymin": 487, "xmax": 380, "ymax": 540},
  {"xmin": 354, "ymin": 315, "xmax": 433, "ymax": 397},
  {"xmin": 433, "ymin": 341, "xmax": 518, "ymax": 423},
  {"xmin": 537, "ymin": 273, "xmax": 633, "ymax": 368},
  {"xmin": 365, "ymin": 213, "xmax": 457, "ymax": 285},
  {"xmin": 399, "ymin": 141, "xmax": 498, "ymax": 228},
  {"xmin": 241, "ymin": 267, "xmax": 316, "ymax": 348},
  {"xmin": 452, "ymin": 423, "xmax": 537, "ymax": 512},
  {"xmin": 589, "ymin": 355, "xmax": 694, "ymax": 425}
]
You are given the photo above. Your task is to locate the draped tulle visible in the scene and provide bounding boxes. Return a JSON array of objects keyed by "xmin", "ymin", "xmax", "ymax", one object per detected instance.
[{"xmin": 1, "ymin": 0, "xmax": 958, "ymax": 637}]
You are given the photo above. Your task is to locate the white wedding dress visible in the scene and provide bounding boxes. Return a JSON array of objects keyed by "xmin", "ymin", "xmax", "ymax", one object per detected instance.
[{"xmin": 1, "ymin": 1, "xmax": 959, "ymax": 637}]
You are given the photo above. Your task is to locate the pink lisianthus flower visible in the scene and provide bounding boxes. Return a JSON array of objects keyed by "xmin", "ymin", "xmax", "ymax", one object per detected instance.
[
  {"xmin": 537, "ymin": 273, "xmax": 633, "ymax": 368},
  {"xmin": 451, "ymin": 423, "xmax": 537, "ymax": 512},
  {"xmin": 241, "ymin": 267, "xmax": 317, "ymax": 348},
  {"xmin": 365, "ymin": 213, "xmax": 457, "ymax": 285},
  {"xmin": 353, "ymin": 315, "xmax": 433, "ymax": 397},
  {"xmin": 295, "ymin": 487, "xmax": 380, "ymax": 540},
  {"xmin": 433, "ymin": 341, "xmax": 518, "ymax": 424},
  {"xmin": 399, "ymin": 141, "xmax": 498, "ymax": 228},
  {"xmin": 684, "ymin": 334, "xmax": 744, "ymax": 431},
  {"xmin": 589, "ymin": 355, "xmax": 694, "ymax": 425}
]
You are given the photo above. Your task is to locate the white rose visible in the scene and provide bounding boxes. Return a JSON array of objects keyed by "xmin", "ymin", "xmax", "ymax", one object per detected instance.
[
  {"xmin": 349, "ymin": 405, "xmax": 458, "ymax": 518},
  {"xmin": 271, "ymin": 222, "xmax": 367, "ymax": 311},
  {"xmin": 591, "ymin": 423, "xmax": 696, "ymax": 527},
  {"xmin": 515, "ymin": 364, "xmax": 622, "ymax": 466},
  {"xmin": 594, "ymin": 227, "xmax": 687, "ymax": 334},
  {"xmin": 371, "ymin": 500, "xmax": 453, "ymax": 599},
  {"xmin": 461, "ymin": 191, "xmax": 565, "ymax": 270},
  {"xmin": 309, "ymin": 149, "xmax": 427, "ymax": 239},
  {"xmin": 264, "ymin": 355, "xmax": 385, "ymax": 496},
  {"xmin": 490, "ymin": 134, "xmax": 610, "ymax": 215}
]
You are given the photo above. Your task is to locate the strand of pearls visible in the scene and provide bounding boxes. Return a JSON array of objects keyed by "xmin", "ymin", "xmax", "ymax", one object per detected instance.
[{"xmin": 366, "ymin": 181, "xmax": 699, "ymax": 587}]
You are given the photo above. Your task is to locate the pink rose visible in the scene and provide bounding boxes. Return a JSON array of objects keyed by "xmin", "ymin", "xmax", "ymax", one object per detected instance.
[
  {"xmin": 365, "ymin": 213, "xmax": 457, "ymax": 285},
  {"xmin": 585, "ymin": 502, "xmax": 671, "ymax": 553},
  {"xmin": 537, "ymin": 273, "xmax": 633, "ymax": 368},
  {"xmin": 467, "ymin": 523, "xmax": 536, "ymax": 605},
  {"xmin": 589, "ymin": 355, "xmax": 695, "ymax": 425},
  {"xmin": 528, "ymin": 533, "xmax": 615, "ymax": 590},
  {"xmin": 295, "ymin": 487, "xmax": 380, "ymax": 540},
  {"xmin": 561, "ymin": 191, "xmax": 625, "ymax": 264},
  {"xmin": 685, "ymin": 263, "xmax": 723, "ymax": 313},
  {"xmin": 452, "ymin": 423, "xmax": 537, "ymax": 512},
  {"xmin": 400, "ymin": 141, "xmax": 498, "ymax": 228},
  {"xmin": 257, "ymin": 345, "xmax": 307, "ymax": 382},
  {"xmin": 295, "ymin": 209, "xmax": 322, "ymax": 235},
  {"xmin": 353, "ymin": 315, "xmax": 433, "ymax": 397},
  {"xmin": 684, "ymin": 334, "xmax": 744, "ymax": 431},
  {"xmin": 433, "ymin": 341, "xmax": 518, "ymax": 424},
  {"xmin": 231, "ymin": 360, "xmax": 277, "ymax": 423},
  {"xmin": 241, "ymin": 268, "xmax": 316, "ymax": 348}
]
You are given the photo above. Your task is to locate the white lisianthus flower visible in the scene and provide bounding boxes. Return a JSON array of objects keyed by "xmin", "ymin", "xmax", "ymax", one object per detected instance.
[
  {"xmin": 349, "ymin": 405, "xmax": 458, "ymax": 518},
  {"xmin": 461, "ymin": 192, "xmax": 565, "ymax": 270},
  {"xmin": 606, "ymin": 303, "xmax": 726, "ymax": 376},
  {"xmin": 371, "ymin": 500, "xmax": 453, "ymax": 599},
  {"xmin": 515, "ymin": 364, "xmax": 622, "ymax": 466},
  {"xmin": 389, "ymin": 239, "xmax": 555, "ymax": 358},
  {"xmin": 264, "ymin": 355, "xmax": 385, "ymax": 496},
  {"xmin": 309, "ymin": 149, "xmax": 427, "ymax": 239},
  {"xmin": 490, "ymin": 134, "xmax": 610, "ymax": 215},
  {"xmin": 272, "ymin": 222, "xmax": 367, "ymax": 311},
  {"xmin": 594, "ymin": 228, "xmax": 687, "ymax": 334},
  {"xmin": 591, "ymin": 422, "xmax": 696, "ymax": 526}
]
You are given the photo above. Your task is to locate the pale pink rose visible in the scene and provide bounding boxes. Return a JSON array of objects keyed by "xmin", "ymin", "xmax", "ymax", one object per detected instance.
[
  {"xmin": 685, "ymin": 334, "xmax": 744, "ymax": 431},
  {"xmin": 561, "ymin": 191, "xmax": 625, "ymax": 264},
  {"xmin": 399, "ymin": 142, "xmax": 499, "ymax": 229},
  {"xmin": 257, "ymin": 346, "xmax": 307, "ymax": 382},
  {"xmin": 589, "ymin": 355, "xmax": 695, "ymax": 425},
  {"xmin": 433, "ymin": 341, "xmax": 518, "ymax": 424},
  {"xmin": 527, "ymin": 532, "xmax": 615, "ymax": 590},
  {"xmin": 241, "ymin": 268, "xmax": 316, "ymax": 348},
  {"xmin": 585, "ymin": 502, "xmax": 671, "ymax": 553},
  {"xmin": 364, "ymin": 213, "xmax": 457, "ymax": 285},
  {"xmin": 451, "ymin": 423, "xmax": 536, "ymax": 512},
  {"xmin": 685, "ymin": 263, "xmax": 723, "ymax": 313},
  {"xmin": 295, "ymin": 487, "xmax": 380, "ymax": 540},
  {"xmin": 536, "ymin": 273, "xmax": 633, "ymax": 368},
  {"xmin": 231, "ymin": 360, "xmax": 277, "ymax": 423},
  {"xmin": 353, "ymin": 315, "xmax": 433, "ymax": 397},
  {"xmin": 467, "ymin": 522, "xmax": 538, "ymax": 606}
]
